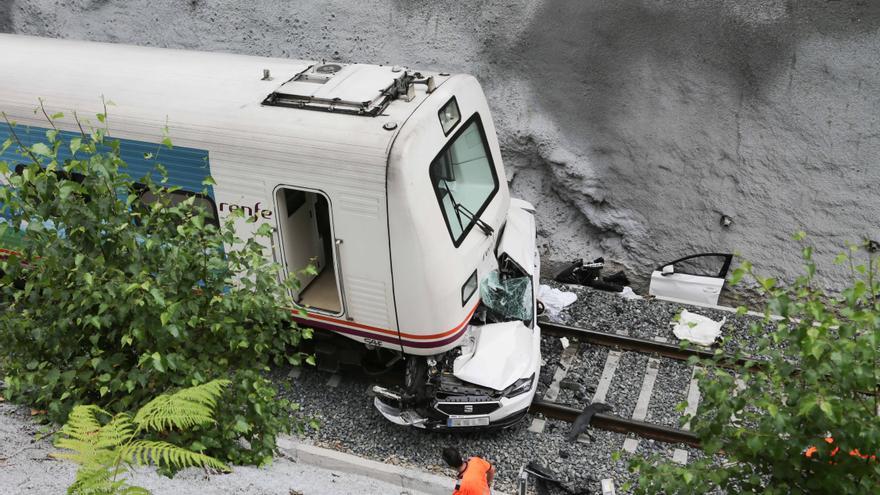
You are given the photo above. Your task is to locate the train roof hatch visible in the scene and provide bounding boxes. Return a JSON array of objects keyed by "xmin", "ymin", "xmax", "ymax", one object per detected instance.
[{"xmin": 262, "ymin": 63, "xmax": 417, "ymax": 116}]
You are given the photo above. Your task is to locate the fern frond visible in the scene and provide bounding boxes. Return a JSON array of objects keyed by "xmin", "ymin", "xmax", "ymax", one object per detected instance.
[
  {"xmin": 67, "ymin": 465, "xmax": 129, "ymax": 495},
  {"xmin": 55, "ymin": 380, "xmax": 232, "ymax": 494},
  {"xmin": 121, "ymin": 440, "xmax": 230, "ymax": 472},
  {"xmin": 119, "ymin": 487, "xmax": 151, "ymax": 495},
  {"xmin": 96, "ymin": 414, "xmax": 136, "ymax": 451},
  {"xmin": 60, "ymin": 405, "xmax": 107, "ymax": 442},
  {"xmin": 133, "ymin": 379, "xmax": 229, "ymax": 432},
  {"xmin": 56, "ymin": 408, "xmax": 135, "ymax": 468}
]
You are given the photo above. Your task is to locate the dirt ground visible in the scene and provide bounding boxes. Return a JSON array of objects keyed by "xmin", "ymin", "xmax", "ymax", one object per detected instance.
[{"xmin": 0, "ymin": 400, "xmax": 427, "ymax": 495}]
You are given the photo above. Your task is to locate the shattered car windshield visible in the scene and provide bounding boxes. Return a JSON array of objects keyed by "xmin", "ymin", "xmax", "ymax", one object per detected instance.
[{"xmin": 429, "ymin": 116, "xmax": 499, "ymax": 246}]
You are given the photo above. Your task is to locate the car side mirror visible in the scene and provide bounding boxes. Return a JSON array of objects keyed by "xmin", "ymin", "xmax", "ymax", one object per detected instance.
[{"xmin": 661, "ymin": 265, "xmax": 674, "ymax": 276}]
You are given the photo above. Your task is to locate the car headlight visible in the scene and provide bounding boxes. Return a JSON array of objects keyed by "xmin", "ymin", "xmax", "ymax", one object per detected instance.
[{"xmin": 503, "ymin": 373, "xmax": 535, "ymax": 398}]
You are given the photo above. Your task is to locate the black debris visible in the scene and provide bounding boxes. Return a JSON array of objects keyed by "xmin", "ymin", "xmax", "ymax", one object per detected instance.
[
  {"xmin": 525, "ymin": 461, "xmax": 593, "ymax": 495},
  {"xmin": 567, "ymin": 402, "xmax": 614, "ymax": 442},
  {"xmin": 553, "ymin": 258, "xmax": 626, "ymax": 293}
]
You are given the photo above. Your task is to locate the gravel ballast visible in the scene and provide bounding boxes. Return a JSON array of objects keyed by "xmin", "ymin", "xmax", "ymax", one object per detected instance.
[
  {"xmin": 547, "ymin": 281, "xmax": 780, "ymax": 356},
  {"xmin": 645, "ymin": 359, "xmax": 692, "ymax": 428},
  {"xmin": 554, "ymin": 342, "xmax": 608, "ymax": 409},
  {"xmin": 601, "ymin": 352, "xmax": 648, "ymax": 420}
]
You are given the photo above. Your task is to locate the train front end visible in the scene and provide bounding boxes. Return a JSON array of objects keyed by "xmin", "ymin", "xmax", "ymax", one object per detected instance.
[{"xmin": 377, "ymin": 73, "xmax": 541, "ymax": 429}]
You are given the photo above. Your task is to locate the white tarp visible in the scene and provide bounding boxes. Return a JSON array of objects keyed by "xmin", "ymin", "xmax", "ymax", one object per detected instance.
[
  {"xmin": 453, "ymin": 321, "xmax": 533, "ymax": 391},
  {"xmin": 619, "ymin": 286, "xmax": 642, "ymax": 300},
  {"xmin": 538, "ymin": 284, "xmax": 577, "ymax": 321},
  {"xmin": 671, "ymin": 310, "xmax": 725, "ymax": 346}
]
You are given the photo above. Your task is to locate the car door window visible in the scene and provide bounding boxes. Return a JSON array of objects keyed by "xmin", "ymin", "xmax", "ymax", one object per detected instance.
[{"xmin": 661, "ymin": 253, "xmax": 733, "ymax": 278}]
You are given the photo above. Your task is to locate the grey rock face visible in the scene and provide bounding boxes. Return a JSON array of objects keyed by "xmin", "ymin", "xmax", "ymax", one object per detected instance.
[
  {"xmin": 7, "ymin": 0, "xmax": 880, "ymax": 289},
  {"xmin": 0, "ymin": 2, "xmax": 12, "ymax": 33}
]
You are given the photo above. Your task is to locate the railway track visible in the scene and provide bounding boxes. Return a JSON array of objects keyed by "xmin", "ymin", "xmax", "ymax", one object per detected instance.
[
  {"xmin": 540, "ymin": 319, "xmax": 761, "ymax": 369},
  {"xmin": 529, "ymin": 399, "xmax": 700, "ymax": 448},
  {"xmin": 529, "ymin": 318, "xmax": 713, "ymax": 460}
]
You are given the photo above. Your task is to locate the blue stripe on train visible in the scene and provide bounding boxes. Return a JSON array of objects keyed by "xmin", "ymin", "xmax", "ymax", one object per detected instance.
[{"xmin": 0, "ymin": 125, "xmax": 213, "ymax": 197}]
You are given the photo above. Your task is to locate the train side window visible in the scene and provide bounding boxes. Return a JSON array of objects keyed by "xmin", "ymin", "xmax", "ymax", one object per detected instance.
[
  {"xmin": 13, "ymin": 163, "xmax": 89, "ymax": 202},
  {"xmin": 429, "ymin": 115, "xmax": 499, "ymax": 247},
  {"xmin": 461, "ymin": 269, "xmax": 478, "ymax": 306},
  {"xmin": 137, "ymin": 188, "xmax": 219, "ymax": 227}
]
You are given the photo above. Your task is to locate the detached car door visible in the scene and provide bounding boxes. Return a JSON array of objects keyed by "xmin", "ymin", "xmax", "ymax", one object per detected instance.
[{"xmin": 649, "ymin": 253, "xmax": 733, "ymax": 306}]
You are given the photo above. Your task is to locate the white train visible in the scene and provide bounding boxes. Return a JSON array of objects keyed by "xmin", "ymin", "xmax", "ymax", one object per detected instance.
[{"xmin": 0, "ymin": 35, "xmax": 541, "ymax": 429}]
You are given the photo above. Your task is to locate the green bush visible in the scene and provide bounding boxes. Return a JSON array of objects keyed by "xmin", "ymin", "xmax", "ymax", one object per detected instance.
[
  {"xmin": 0, "ymin": 109, "xmax": 311, "ymax": 466},
  {"xmin": 630, "ymin": 236, "xmax": 880, "ymax": 494}
]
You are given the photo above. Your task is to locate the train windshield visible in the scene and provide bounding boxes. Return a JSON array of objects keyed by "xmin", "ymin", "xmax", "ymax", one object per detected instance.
[{"xmin": 429, "ymin": 115, "xmax": 499, "ymax": 246}]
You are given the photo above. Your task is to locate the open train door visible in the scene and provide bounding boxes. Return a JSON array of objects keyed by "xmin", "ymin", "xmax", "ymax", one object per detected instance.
[
  {"xmin": 649, "ymin": 253, "xmax": 733, "ymax": 306},
  {"xmin": 272, "ymin": 185, "xmax": 342, "ymax": 314}
]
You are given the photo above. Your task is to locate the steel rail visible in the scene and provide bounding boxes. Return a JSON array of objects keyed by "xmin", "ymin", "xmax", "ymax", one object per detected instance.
[
  {"xmin": 529, "ymin": 399, "xmax": 701, "ymax": 448},
  {"xmin": 539, "ymin": 320, "xmax": 763, "ymax": 370}
]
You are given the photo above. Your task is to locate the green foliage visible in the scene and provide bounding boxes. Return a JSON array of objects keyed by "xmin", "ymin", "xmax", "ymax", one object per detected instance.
[
  {"xmin": 55, "ymin": 379, "xmax": 231, "ymax": 495},
  {"xmin": 0, "ymin": 110, "xmax": 310, "ymax": 466},
  {"xmin": 630, "ymin": 239, "xmax": 880, "ymax": 494}
]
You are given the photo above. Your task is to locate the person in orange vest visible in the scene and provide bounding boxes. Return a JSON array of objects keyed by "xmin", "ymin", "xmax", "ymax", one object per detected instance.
[{"xmin": 442, "ymin": 447, "xmax": 496, "ymax": 495}]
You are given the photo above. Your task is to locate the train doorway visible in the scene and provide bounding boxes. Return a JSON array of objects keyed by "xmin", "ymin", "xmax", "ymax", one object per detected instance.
[{"xmin": 274, "ymin": 186, "xmax": 342, "ymax": 314}]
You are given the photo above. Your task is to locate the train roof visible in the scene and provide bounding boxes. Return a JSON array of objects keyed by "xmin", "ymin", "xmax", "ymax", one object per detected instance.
[{"xmin": 0, "ymin": 34, "xmax": 449, "ymax": 156}]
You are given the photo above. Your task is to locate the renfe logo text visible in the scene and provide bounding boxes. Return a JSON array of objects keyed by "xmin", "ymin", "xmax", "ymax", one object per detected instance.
[{"xmin": 219, "ymin": 201, "xmax": 273, "ymax": 219}]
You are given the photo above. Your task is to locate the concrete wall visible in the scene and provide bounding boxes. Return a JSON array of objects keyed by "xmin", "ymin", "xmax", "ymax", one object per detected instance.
[{"xmin": 3, "ymin": 0, "xmax": 878, "ymax": 291}]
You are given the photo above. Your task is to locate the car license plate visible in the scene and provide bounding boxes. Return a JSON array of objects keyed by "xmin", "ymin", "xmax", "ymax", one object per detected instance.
[{"xmin": 447, "ymin": 416, "xmax": 490, "ymax": 427}]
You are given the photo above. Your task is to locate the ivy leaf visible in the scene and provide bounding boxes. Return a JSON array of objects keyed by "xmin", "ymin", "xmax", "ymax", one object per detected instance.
[
  {"xmin": 151, "ymin": 352, "xmax": 165, "ymax": 373},
  {"xmin": 58, "ymin": 181, "xmax": 79, "ymax": 200},
  {"xmin": 30, "ymin": 142, "xmax": 52, "ymax": 156}
]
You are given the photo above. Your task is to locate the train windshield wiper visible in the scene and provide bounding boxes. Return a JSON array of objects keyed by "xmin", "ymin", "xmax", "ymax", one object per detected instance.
[
  {"xmin": 438, "ymin": 179, "xmax": 494, "ymax": 237},
  {"xmin": 455, "ymin": 202, "xmax": 494, "ymax": 237},
  {"xmin": 438, "ymin": 179, "xmax": 466, "ymax": 232}
]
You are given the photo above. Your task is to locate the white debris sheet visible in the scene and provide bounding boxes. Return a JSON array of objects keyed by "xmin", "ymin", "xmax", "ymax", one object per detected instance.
[
  {"xmin": 538, "ymin": 284, "xmax": 577, "ymax": 321},
  {"xmin": 453, "ymin": 321, "xmax": 534, "ymax": 390},
  {"xmin": 618, "ymin": 286, "xmax": 642, "ymax": 300},
  {"xmin": 671, "ymin": 310, "xmax": 725, "ymax": 346}
]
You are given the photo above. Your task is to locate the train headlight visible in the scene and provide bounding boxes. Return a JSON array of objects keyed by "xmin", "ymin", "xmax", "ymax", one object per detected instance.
[{"xmin": 503, "ymin": 373, "xmax": 535, "ymax": 399}]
